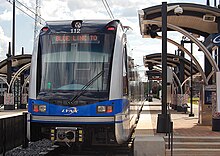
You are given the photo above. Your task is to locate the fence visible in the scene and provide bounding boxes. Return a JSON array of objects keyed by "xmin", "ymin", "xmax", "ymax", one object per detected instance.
[{"xmin": 0, "ymin": 113, "xmax": 28, "ymax": 155}]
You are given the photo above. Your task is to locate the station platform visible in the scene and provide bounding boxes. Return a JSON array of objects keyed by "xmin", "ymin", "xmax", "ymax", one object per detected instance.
[
  {"xmin": 134, "ymin": 98, "xmax": 220, "ymax": 156},
  {"xmin": 0, "ymin": 107, "xmax": 27, "ymax": 119},
  {"xmin": 135, "ymin": 98, "xmax": 220, "ymax": 137}
]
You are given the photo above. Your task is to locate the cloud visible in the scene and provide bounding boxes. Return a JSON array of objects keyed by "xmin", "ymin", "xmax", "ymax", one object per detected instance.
[
  {"xmin": 73, "ymin": 9, "xmax": 107, "ymax": 19},
  {"xmin": 40, "ymin": 0, "xmax": 111, "ymax": 20},
  {"xmin": 40, "ymin": 0, "xmax": 71, "ymax": 20},
  {"xmin": 67, "ymin": 0, "xmax": 101, "ymax": 11},
  {"xmin": 109, "ymin": 0, "xmax": 164, "ymax": 19},
  {"xmin": 168, "ymin": 0, "xmax": 204, "ymax": 5},
  {"xmin": 0, "ymin": 0, "xmax": 33, "ymax": 22},
  {"xmin": 18, "ymin": 0, "xmax": 35, "ymax": 8},
  {"xmin": 0, "ymin": 1, "xmax": 12, "ymax": 10},
  {"xmin": 0, "ymin": 10, "xmax": 13, "ymax": 21},
  {"xmin": 0, "ymin": 26, "xmax": 11, "ymax": 60}
]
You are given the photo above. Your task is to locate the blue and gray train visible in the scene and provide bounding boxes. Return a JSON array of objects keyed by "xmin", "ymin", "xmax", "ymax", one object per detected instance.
[{"xmin": 27, "ymin": 20, "xmax": 144, "ymax": 146}]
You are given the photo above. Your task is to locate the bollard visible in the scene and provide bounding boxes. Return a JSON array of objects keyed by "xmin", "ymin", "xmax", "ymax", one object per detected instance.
[
  {"xmin": 22, "ymin": 112, "xmax": 28, "ymax": 148},
  {"xmin": 171, "ymin": 122, "xmax": 173, "ymax": 156},
  {"xmin": 168, "ymin": 121, "xmax": 170, "ymax": 149},
  {"xmin": 0, "ymin": 119, "xmax": 3, "ymax": 155},
  {"xmin": 2, "ymin": 120, "xmax": 6, "ymax": 156}
]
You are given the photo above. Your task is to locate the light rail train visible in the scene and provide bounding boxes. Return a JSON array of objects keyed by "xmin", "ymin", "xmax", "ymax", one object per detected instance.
[{"xmin": 27, "ymin": 20, "xmax": 144, "ymax": 146}]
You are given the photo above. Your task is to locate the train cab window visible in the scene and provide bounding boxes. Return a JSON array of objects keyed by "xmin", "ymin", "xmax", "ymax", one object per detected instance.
[
  {"xmin": 123, "ymin": 46, "xmax": 128, "ymax": 96},
  {"xmin": 39, "ymin": 34, "xmax": 113, "ymax": 92}
]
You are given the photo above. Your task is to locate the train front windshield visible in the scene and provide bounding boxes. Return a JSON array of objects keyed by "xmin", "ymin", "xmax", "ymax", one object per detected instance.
[{"xmin": 38, "ymin": 34, "xmax": 115, "ymax": 104}]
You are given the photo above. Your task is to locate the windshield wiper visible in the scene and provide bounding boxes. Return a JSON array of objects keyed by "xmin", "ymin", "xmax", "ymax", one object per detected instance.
[{"xmin": 68, "ymin": 70, "xmax": 104, "ymax": 104}]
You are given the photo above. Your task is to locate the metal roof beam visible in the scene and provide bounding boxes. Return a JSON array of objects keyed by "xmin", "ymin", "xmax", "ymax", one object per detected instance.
[{"xmin": 140, "ymin": 19, "xmax": 219, "ymax": 73}]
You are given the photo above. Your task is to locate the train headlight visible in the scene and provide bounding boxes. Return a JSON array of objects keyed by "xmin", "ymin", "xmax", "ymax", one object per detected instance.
[
  {"xmin": 97, "ymin": 106, "xmax": 106, "ymax": 113},
  {"xmin": 97, "ymin": 105, "xmax": 113, "ymax": 113},
  {"xmin": 39, "ymin": 105, "xmax": 47, "ymax": 112}
]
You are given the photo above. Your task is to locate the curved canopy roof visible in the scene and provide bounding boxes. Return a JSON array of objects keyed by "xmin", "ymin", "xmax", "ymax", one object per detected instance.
[
  {"xmin": 0, "ymin": 54, "xmax": 32, "ymax": 74},
  {"xmin": 140, "ymin": 3, "xmax": 220, "ymax": 37},
  {"xmin": 143, "ymin": 53, "xmax": 199, "ymax": 77}
]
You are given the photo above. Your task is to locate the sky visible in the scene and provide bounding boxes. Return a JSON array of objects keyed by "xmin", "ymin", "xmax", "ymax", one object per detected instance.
[{"xmin": 0, "ymin": 0, "xmax": 217, "ymax": 73}]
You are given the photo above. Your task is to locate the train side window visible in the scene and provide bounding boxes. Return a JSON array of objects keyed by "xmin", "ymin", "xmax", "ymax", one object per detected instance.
[{"xmin": 123, "ymin": 46, "xmax": 128, "ymax": 96}]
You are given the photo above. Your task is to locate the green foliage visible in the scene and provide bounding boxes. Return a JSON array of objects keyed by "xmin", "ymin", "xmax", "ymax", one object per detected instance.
[{"xmin": 188, "ymin": 97, "xmax": 199, "ymax": 105}]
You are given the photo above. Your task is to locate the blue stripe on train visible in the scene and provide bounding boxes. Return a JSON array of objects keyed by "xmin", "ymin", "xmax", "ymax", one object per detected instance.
[
  {"xmin": 29, "ymin": 120, "xmax": 123, "ymax": 124},
  {"xmin": 30, "ymin": 120, "xmax": 116, "ymax": 124},
  {"xmin": 28, "ymin": 98, "xmax": 129, "ymax": 117}
]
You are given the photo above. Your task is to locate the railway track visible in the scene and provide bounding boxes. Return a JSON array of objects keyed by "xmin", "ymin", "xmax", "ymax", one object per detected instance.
[
  {"xmin": 5, "ymin": 138, "xmax": 133, "ymax": 156},
  {"xmin": 45, "ymin": 144, "xmax": 133, "ymax": 156},
  {"xmin": 44, "ymin": 135, "xmax": 134, "ymax": 156}
]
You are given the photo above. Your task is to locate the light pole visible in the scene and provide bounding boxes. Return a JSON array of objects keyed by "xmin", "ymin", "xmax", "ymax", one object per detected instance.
[
  {"xmin": 157, "ymin": 2, "xmax": 183, "ymax": 133},
  {"xmin": 189, "ymin": 41, "xmax": 195, "ymax": 117},
  {"xmin": 157, "ymin": 2, "xmax": 169, "ymax": 133},
  {"xmin": 180, "ymin": 38, "xmax": 195, "ymax": 116},
  {"xmin": 12, "ymin": 0, "xmax": 15, "ymax": 56}
]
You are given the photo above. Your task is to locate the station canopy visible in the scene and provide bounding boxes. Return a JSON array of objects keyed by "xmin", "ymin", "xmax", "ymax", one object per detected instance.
[
  {"xmin": 143, "ymin": 53, "xmax": 199, "ymax": 77},
  {"xmin": 139, "ymin": 3, "xmax": 220, "ymax": 37},
  {"xmin": 0, "ymin": 54, "xmax": 32, "ymax": 74}
]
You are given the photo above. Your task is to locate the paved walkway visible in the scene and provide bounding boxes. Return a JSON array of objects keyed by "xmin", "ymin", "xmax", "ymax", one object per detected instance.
[{"xmin": 135, "ymin": 98, "xmax": 220, "ymax": 137}]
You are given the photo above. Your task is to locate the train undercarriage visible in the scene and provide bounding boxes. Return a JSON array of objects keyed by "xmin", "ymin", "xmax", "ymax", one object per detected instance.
[{"xmin": 30, "ymin": 122, "xmax": 118, "ymax": 147}]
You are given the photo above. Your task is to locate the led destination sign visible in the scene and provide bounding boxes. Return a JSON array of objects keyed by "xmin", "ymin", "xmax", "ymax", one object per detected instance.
[{"xmin": 52, "ymin": 34, "xmax": 100, "ymax": 44}]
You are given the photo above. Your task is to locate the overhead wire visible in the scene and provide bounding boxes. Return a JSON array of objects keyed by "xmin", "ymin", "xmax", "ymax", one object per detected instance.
[
  {"xmin": 102, "ymin": 0, "xmax": 112, "ymax": 19},
  {"xmin": 101, "ymin": 0, "xmax": 114, "ymax": 19},
  {"xmin": 104, "ymin": 0, "xmax": 114, "ymax": 19},
  {"xmin": 16, "ymin": 0, "xmax": 45, "ymax": 22},
  {"xmin": 6, "ymin": 0, "xmax": 45, "ymax": 25}
]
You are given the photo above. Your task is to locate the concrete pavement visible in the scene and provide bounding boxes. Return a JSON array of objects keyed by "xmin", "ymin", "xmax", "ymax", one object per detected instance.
[
  {"xmin": 134, "ymin": 98, "xmax": 220, "ymax": 156},
  {"xmin": 136, "ymin": 98, "xmax": 220, "ymax": 137}
]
